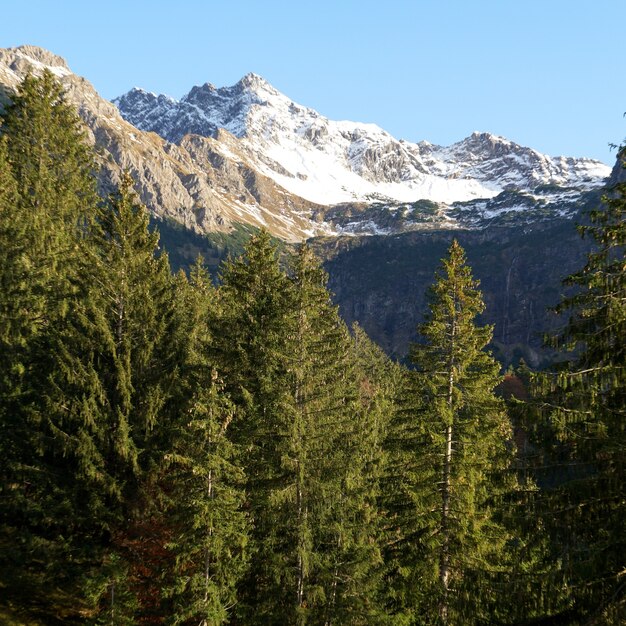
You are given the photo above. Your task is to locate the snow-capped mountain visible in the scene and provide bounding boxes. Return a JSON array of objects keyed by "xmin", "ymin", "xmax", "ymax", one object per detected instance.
[
  {"xmin": 114, "ymin": 74, "xmax": 610, "ymax": 208},
  {"xmin": 0, "ymin": 46, "xmax": 612, "ymax": 242},
  {"xmin": 0, "ymin": 46, "xmax": 335, "ymax": 240}
]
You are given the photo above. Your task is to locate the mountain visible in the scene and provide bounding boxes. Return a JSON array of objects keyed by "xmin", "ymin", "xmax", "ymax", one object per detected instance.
[
  {"xmin": 0, "ymin": 46, "xmax": 611, "ymax": 242},
  {"xmin": 0, "ymin": 45, "xmax": 618, "ymax": 365},
  {"xmin": 114, "ymin": 76, "xmax": 608, "ymax": 210},
  {"xmin": 0, "ymin": 46, "xmax": 332, "ymax": 241},
  {"xmin": 114, "ymin": 74, "xmax": 611, "ymax": 236}
]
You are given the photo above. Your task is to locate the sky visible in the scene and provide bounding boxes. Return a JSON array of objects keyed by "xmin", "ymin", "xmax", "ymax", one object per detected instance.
[{"xmin": 1, "ymin": 0, "xmax": 624, "ymax": 164}]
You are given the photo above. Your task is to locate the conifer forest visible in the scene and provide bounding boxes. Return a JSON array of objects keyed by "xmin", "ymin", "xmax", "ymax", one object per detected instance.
[{"xmin": 0, "ymin": 72, "xmax": 624, "ymax": 625}]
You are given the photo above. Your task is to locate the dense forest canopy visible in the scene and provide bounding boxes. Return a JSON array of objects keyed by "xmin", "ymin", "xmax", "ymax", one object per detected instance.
[{"xmin": 0, "ymin": 71, "xmax": 624, "ymax": 625}]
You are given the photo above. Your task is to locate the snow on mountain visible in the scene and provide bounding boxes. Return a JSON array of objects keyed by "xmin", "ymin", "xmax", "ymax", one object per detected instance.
[
  {"xmin": 0, "ymin": 46, "xmax": 334, "ymax": 241},
  {"xmin": 0, "ymin": 45, "xmax": 72, "ymax": 82},
  {"xmin": 0, "ymin": 46, "xmax": 612, "ymax": 241},
  {"xmin": 114, "ymin": 74, "xmax": 611, "ymax": 207}
]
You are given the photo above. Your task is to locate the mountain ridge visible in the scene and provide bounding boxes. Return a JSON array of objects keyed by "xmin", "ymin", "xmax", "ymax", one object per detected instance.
[
  {"xmin": 0, "ymin": 45, "xmax": 612, "ymax": 243},
  {"xmin": 114, "ymin": 73, "xmax": 610, "ymax": 211}
]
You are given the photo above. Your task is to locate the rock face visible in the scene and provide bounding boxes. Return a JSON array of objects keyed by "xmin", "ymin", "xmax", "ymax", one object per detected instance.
[
  {"xmin": 115, "ymin": 73, "xmax": 610, "ymax": 213},
  {"xmin": 0, "ymin": 46, "xmax": 329, "ymax": 241},
  {"xmin": 313, "ymin": 217, "xmax": 595, "ymax": 367}
]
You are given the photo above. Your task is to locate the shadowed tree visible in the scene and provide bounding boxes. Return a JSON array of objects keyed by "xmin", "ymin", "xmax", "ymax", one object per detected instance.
[{"xmin": 529, "ymin": 148, "xmax": 626, "ymax": 624}]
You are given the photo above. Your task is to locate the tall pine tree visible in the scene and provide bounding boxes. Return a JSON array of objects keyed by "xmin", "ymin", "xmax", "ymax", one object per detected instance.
[
  {"xmin": 0, "ymin": 71, "xmax": 101, "ymax": 621},
  {"xmin": 384, "ymin": 240, "xmax": 518, "ymax": 625},
  {"xmin": 209, "ymin": 230, "xmax": 296, "ymax": 623},
  {"xmin": 161, "ymin": 263, "xmax": 249, "ymax": 625},
  {"xmin": 529, "ymin": 148, "xmax": 626, "ymax": 624},
  {"xmin": 284, "ymin": 246, "xmax": 385, "ymax": 625}
]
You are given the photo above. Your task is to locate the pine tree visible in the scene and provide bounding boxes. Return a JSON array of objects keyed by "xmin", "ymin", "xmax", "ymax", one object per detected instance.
[
  {"xmin": 0, "ymin": 70, "xmax": 97, "ymax": 455},
  {"xmin": 529, "ymin": 149, "xmax": 626, "ymax": 624},
  {"xmin": 1, "ymin": 69, "xmax": 97, "ymax": 334},
  {"xmin": 283, "ymin": 245, "xmax": 373, "ymax": 625},
  {"xmin": 0, "ymin": 72, "xmax": 101, "ymax": 620},
  {"xmin": 3, "ymin": 172, "xmax": 179, "ymax": 621},
  {"xmin": 83, "ymin": 172, "xmax": 179, "ymax": 621},
  {"xmin": 162, "ymin": 263, "xmax": 249, "ymax": 625},
  {"xmin": 209, "ymin": 230, "xmax": 296, "ymax": 623},
  {"xmin": 316, "ymin": 323, "xmax": 397, "ymax": 626},
  {"xmin": 0, "ymin": 134, "xmax": 19, "ymax": 406},
  {"xmin": 384, "ymin": 240, "xmax": 517, "ymax": 624},
  {"xmin": 213, "ymin": 238, "xmax": 391, "ymax": 623}
]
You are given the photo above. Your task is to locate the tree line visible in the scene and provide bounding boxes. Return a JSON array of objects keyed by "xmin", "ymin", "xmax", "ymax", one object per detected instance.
[{"xmin": 0, "ymin": 71, "xmax": 623, "ymax": 625}]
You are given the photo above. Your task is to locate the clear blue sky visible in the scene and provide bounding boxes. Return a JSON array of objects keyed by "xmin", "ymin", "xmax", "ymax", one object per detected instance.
[{"xmin": 1, "ymin": 0, "xmax": 624, "ymax": 163}]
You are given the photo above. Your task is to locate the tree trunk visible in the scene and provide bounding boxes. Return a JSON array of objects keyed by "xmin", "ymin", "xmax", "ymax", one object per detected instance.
[{"xmin": 439, "ymin": 289, "xmax": 457, "ymax": 624}]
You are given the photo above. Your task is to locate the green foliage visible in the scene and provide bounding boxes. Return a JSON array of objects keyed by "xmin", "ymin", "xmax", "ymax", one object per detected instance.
[
  {"xmin": 383, "ymin": 241, "xmax": 519, "ymax": 624},
  {"xmin": 153, "ymin": 219, "xmax": 268, "ymax": 274},
  {"xmin": 209, "ymin": 231, "xmax": 296, "ymax": 622},
  {"xmin": 211, "ymin": 235, "xmax": 393, "ymax": 623},
  {"xmin": 161, "ymin": 264, "xmax": 249, "ymax": 625},
  {"xmin": 0, "ymin": 71, "xmax": 102, "ymax": 621},
  {"xmin": 528, "ymin": 149, "xmax": 626, "ymax": 623}
]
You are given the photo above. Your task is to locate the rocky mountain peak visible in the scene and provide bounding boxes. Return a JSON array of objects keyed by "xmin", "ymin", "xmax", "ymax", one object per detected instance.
[
  {"xmin": 182, "ymin": 82, "xmax": 217, "ymax": 104},
  {"xmin": 460, "ymin": 131, "xmax": 513, "ymax": 153},
  {"xmin": 114, "ymin": 70, "xmax": 611, "ymax": 210},
  {"xmin": 0, "ymin": 45, "xmax": 72, "ymax": 83},
  {"xmin": 237, "ymin": 72, "xmax": 271, "ymax": 91},
  {"xmin": 10, "ymin": 45, "xmax": 69, "ymax": 71}
]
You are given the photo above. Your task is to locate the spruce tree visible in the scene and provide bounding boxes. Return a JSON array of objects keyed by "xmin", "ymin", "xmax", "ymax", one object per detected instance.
[
  {"xmin": 0, "ymin": 69, "xmax": 97, "ymax": 333},
  {"xmin": 385, "ymin": 240, "xmax": 517, "ymax": 624},
  {"xmin": 83, "ymin": 172, "xmax": 179, "ymax": 620},
  {"xmin": 0, "ymin": 72, "xmax": 101, "ymax": 620},
  {"xmin": 284, "ymin": 245, "xmax": 375, "ymax": 625},
  {"xmin": 6, "ymin": 172, "xmax": 179, "ymax": 622},
  {"xmin": 213, "ymin": 238, "xmax": 391, "ymax": 623},
  {"xmin": 529, "ymin": 149, "xmax": 626, "ymax": 624},
  {"xmin": 162, "ymin": 264, "xmax": 249, "ymax": 625},
  {"xmin": 209, "ymin": 230, "xmax": 296, "ymax": 623},
  {"xmin": 316, "ymin": 323, "xmax": 397, "ymax": 626},
  {"xmin": 0, "ymin": 134, "xmax": 19, "ymax": 406}
]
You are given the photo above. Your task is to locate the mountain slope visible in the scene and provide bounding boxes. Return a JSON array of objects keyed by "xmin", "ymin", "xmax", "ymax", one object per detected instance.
[
  {"xmin": 0, "ymin": 46, "xmax": 331, "ymax": 241},
  {"xmin": 115, "ymin": 74, "xmax": 610, "ymax": 209}
]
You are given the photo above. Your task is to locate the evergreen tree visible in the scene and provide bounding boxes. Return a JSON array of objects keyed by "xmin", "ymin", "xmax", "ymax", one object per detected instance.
[
  {"xmin": 284, "ymin": 246, "xmax": 378, "ymax": 625},
  {"xmin": 529, "ymin": 149, "xmax": 626, "ymax": 624},
  {"xmin": 1, "ymin": 172, "xmax": 178, "ymax": 622},
  {"xmin": 162, "ymin": 263, "xmax": 249, "ymax": 625},
  {"xmin": 316, "ymin": 323, "xmax": 397, "ymax": 626},
  {"xmin": 384, "ymin": 240, "xmax": 517, "ymax": 624},
  {"xmin": 209, "ymin": 230, "xmax": 296, "ymax": 623},
  {"xmin": 0, "ymin": 69, "xmax": 97, "ymax": 336},
  {"xmin": 0, "ymin": 70, "xmax": 97, "ymax": 462},
  {"xmin": 81, "ymin": 172, "xmax": 179, "ymax": 621},
  {"xmin": 0, "ymin": 72, "xmax": 101, "ymax": 620},
  {"xmin": 0, "ymin": 134, "xmax": 19, "ymax": 405},
  {"xmin": 214, "ymin": 238, "xmax": 391, "ymax": 624}
]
